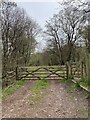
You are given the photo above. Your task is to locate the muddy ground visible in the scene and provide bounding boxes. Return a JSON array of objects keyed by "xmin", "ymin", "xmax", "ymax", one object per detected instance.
[{"xmin": 2, "ymin": 80, "xmax": 88, "ymax": 118}]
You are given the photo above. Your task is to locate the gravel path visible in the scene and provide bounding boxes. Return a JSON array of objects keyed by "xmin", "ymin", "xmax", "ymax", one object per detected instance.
[{"xmin": 2, "ymin": 80, "xmax": 88, "ymax": 118}]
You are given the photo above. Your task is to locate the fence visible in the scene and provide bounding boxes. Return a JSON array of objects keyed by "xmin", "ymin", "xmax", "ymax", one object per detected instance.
[
  {"xmin": 66, "ymin": 61, "xmax": 87, "ymax": 81},
  {"xmin": 2, "ymin": 67, "xmax": 17, "ymax": 88},
  {"xmin": 2, "ymin": 60, "xmax": 87, "ymax": 88}
]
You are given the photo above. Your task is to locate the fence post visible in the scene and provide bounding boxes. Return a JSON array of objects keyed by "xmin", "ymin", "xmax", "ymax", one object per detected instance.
[
  {"xmin": 84, "ymin": 60, "xmax": 87, "ymax": 77},
  {"xmin": 66, "ymin": 62, "xmax": 69, "ymax": 80},
  {"xmin": 81, "ymin": 61, "xmax": 84, "ymax": 78},
  {"xmin": 70, "ymin": 61, "xmax": 72, "ymax": 79},
  {"xmin": 16, "ymin": 66, "xmax": 18, "ymax": 80}
]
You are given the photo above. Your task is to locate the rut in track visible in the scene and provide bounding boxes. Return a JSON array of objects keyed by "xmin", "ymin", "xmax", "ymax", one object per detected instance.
[{"xmin": 2, "ymin": 80, "xmax": 88, "ymax": 118}]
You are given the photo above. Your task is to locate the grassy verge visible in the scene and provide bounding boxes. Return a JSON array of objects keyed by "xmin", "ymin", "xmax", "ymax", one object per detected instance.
[
  {"xmin": 61, "ymin": 77, "xmax": 90, "ymax": 90},
  {"xmin": 60, "ymin": 78, "xmax": 77, "ymax": 93},
  {"xmin": 2, "ymin": 80, "xmax": 26, "ymax": 100},
  {"xmin": 60, "ymin": 78, "xmax": 90, "ymax": 100},
  {"xmin": 77, "ymin": 108, "xmax": 88, "ymax": 117},
  {"xmin": 60, "ymin": 77, "xmax": 72, "ymax": 84},
  {"xmin": 30, "ymin": 79, "xmax": 48, "ymax": 104},
  {"xmin": 79, "ymin": 77, "xmax": 90, "ymax": 88}
]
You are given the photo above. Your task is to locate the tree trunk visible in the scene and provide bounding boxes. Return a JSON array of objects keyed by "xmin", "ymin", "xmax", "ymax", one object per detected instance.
[{"xmin": 87, "ymin": 54, "xmax": 90, "ymax": 81}]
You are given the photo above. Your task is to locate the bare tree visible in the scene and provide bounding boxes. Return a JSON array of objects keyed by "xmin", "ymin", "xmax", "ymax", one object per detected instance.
[
  {"xmin": 44, "ymin": 1, "xmax": 85, "ymax": 64},
  {"xmin": 1, "ymin": 1, "xmax": 40, "ymax": 86},
  {"xmin": 44, "ymin": 15, "xmax": 65, "ymax": 65}
]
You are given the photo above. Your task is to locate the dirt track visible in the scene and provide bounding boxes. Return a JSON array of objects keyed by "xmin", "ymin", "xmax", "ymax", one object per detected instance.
[{"xmin": 2, "ymin": 80, "xmax": 88, "ymax": 118}]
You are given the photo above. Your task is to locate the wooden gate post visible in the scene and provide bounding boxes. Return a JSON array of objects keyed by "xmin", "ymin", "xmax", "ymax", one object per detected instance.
[
  {"xmin": 15, "ymin": 66, "xmax": 18, "ymax": 80},
  {"xmin": 84, "ymin": 60, "xmax": 87, "ymax": 77},
  {"xmin": 70, "ymin": 61, "xmax": 72, "ymax": 79},
  {"xmin": 87, "ymin": 54, "xmax": 90, "ymax": 81},
  {"xmin": 81, "ymin": 61, "xmax": 84, "ymax": 78},
  {"xmin": 66, "ymin": 62, "xmax": 69, "ymax": 80}
]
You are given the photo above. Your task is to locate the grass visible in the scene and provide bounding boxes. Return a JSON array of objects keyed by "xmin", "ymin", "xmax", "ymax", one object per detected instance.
[
  {"xmin": 59, "ymin": 78, "xmax": 76, "ymax": 94},
  {"xmin": 60, "ymin": 77, "xmax": 72, "ymax": 84},
  {"xmin": 60, "ymin": 76, "xmax": 90, "ymax": 91},
  {"xmin": 2, "ymin": 80, "xmax": 26, "ymax": 100},
  {"xmin": 33, "ymin": 79, "xmax": 48, "ymax": 90},
  {"xmin": 67, "ymin": 84, "xmax": 76, "ymax": 93},
  {"xmin": 77, "ymin": 108, "xmax": 88, "ymax": 117},
  {"xmin": 30, "ymin": 79, "xmax": 48, "ymax": 104},
  {"xmin": 79, "ymin": 77, "xmax": 90, "ymax": 88}
]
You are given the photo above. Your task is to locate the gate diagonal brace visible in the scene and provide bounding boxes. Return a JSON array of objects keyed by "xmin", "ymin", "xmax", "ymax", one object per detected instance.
[
  {"xmin": 20, "ymin": 67, "xmax": 66, "ymax": 80},
  {"xmin": 20, "ymin": 67, "xmax": 41, "ymax": 80},
  {"xmin": 43, "ymin": 67, "xmax": 66, "ymax": 79}
]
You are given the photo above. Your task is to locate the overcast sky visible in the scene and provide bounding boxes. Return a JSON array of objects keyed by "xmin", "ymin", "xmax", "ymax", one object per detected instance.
[
  {"xmin": 10, "ymin": 0, "xmax": 61, "ymax": 51},
  {"xmin": 17, "ymin": 2, "xmax": 59, "ymax": 28},
  {"xmin": 15, "ymin": 2, "xmax": 60, "ymax": 51}
]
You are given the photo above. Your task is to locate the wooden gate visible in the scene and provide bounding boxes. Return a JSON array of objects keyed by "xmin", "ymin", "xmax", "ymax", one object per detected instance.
[
  {"xmin": 17, "ymin": 66, "xmax": 67, "ymax": 80},
  {"xmin": 15, "ymin": 61, "xmax": 87, "ymax": 82}
]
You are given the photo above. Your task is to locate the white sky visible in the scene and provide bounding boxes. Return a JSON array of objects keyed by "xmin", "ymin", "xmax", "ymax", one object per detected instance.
[
  {"xmin": 13, "ymin": 1, "xmax": 60, "ymax": 51},
  {"xmin": 8, "ymin": 0, "xmax": 86, "ymax": 52},
  {"xmin": 12, "ymin": 0, "xmax": 83, "ymax": 52},
  {"xmin": 17, "ymin": 2, "xmax": 60, "ymax": 28},
  {"xmin": 11, "ymin": 0, "xmax": 61, "ymax": 2}
]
